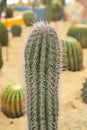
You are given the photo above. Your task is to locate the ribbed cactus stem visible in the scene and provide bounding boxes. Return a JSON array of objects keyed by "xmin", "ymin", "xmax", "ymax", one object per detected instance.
[
  {"xmin": 24, "ymin": 22, "xmax": 63, "ymax": 130},
  {"xmin": 1, "ymin": 84, "xmax": 24, "ymax": 118}
]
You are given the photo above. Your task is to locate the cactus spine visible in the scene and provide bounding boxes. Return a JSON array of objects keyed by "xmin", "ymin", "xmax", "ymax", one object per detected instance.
[
  {"xmin": 1, "ymin": 84, "xmax": 24, "ymax": 118},
  {"xmin": 62, "ymin": 36, "xmax": 83, "ymax": 71},
  {"xmin": 24, "ymin": 22, "xmax": 63, "ymax": 130}
]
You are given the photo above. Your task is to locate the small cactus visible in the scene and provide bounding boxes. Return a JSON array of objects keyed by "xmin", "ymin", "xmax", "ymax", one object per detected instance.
[
  {"xmin": 62, "ymin": 36, "xmax": 83, "ymax": 71},
  {"xmin": 0, "ymin": 22, "xmax": 8, "ymax": 46},
  {"xmin": 1, "ymin": 84, "xmax": 24, "ymax": 118},
  {"xmin": 67, "ymin": 25, "xmax": 87, "ymax": 48},
  {"xmin": 23, "ymin": 11, "xmax": 35, "ymax": 26},
  {"xmin": 24, "ymin": 22, "xmax": 63, "ymax": 130},
  {"xmin": 6, "ymin": 7, "xmax": 13, "ymax": 18},
  {"xmin": 82, "ymin": 79, "xmax": 87, "ymax": 103},
  {"xmin": 50, "ymin": 0, "xmax": 63, "ymax": 21},
  {"xmin": 11, "ymin": 24, "xmax": 22, "ymax": 37}
]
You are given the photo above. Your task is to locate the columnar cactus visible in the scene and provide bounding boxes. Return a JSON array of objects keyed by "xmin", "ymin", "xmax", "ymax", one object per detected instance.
[
  {"xmin": 0, "ymin": 22, "xmax": 8, "ymax": 46},
  {"xmin": 62, "ymin": 36, "xmax": 83, "ymax": 71},
  {"xmin": 1, "ymin": 84, "xmax": 24, "ymax": 118},
  {"xmin": 82, "ymin": 79, "xmax": 87, "ymax": 103},
  {"xmin": 0, "ymin": 44, "xmax": 3, "ymax": 69},
  {"xmin": 24, "ymin": 22, "xmax": 63, "ymax": 130},
  {"xmin": 67, "ymin": 25, "xmax": 87, "ymax": 48}
]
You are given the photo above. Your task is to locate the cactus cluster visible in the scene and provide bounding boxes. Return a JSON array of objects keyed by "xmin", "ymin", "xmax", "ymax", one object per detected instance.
[
  {"xmin": 6, "ymin": 7, "xmax": 13, "ymax": 18},
  {"xmin": 23, "ymin": 11, "xmax": 35, "ymax": 26},
  {"xmin": 0, "ymin": 22, "xmax": 8, "ymax": 46},
  {"xmin": 82, "ymin": 79, "xmax": 87, "ymax": 103},
  {"xmin": 67, "ymin": 25, "xmax": 87, "ymax": 48},
  {"xmin": 24, "ymin": 22, "xmax": 63, "ymax": 130},
  {"xmin": 62, "ymin": 36, "xmax": 83, "ymax": 71},
  {"xmin": 1, "ymin": 84, "xmax": 24, "ymax": 118},
  {"xmin": 11, "ymin": 24, "xmax": 22, "ymax": 37}
]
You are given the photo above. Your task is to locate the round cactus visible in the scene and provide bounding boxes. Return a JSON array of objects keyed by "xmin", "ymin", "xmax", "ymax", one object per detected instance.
[
  {"xmin": 6, "ymin": 7, "xmax": 13, "ymax": 18},
  {"xmin": 67, "ymin": 25, "xmax": 87, "ymax": 48},
  {"xmin": 0, "ymin": 22, "xmax": 8, "ymax": 46},
  {"xmin": 62, "ymin": 36, "xmax": 83, "ymax": 71},
  {"xmin": 50, "ymin": 0, "xmax": 63, "ymax": 21},
  {"xmin": 11, "ymin": 24, "xmax": 22, "ymax": 37},
  {"xmin": 1, "ymin": 84, "xmax": 24, "ymax": 118},
  {"xmin": 24, "ymin": 22, "xmax": 63, "ymax": 130},
  {"xmin": 23, "ymin": 11, "xmax": 35, "ymax": 26},
  {"xmin": 0, "ymin": 45, "xmax": 3, "ymax": 69},
  {"xmin": 82, "ymin": 79, "xmax": 87, "ymax": 103}
]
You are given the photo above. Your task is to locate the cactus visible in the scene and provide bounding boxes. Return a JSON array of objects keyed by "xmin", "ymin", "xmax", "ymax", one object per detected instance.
[
  {"xmin": 1, "ymin": 84, "xmax": 24, "ymax": 118},
  {"xmin": 60, "ymin": 0, "xmax": 65, "ymax": 5},
  {"xmin": 0, "ymin": 22, "xmax": 8, "ymax": 46},
  {"xmin": 82, "ymin": 79, "xmax": 87, "ymax": 103},
  {"xmin": 11, "ymin": 24, "xmax": 22, "ymax": 37},
  {"xmin": 0, "ymin": 0, "xmax": 6, "ymax": 17},
  {"xmin": 6, "ymin": 7, "xmax": 13, "ymax": 18},
  {"xmin": 0, "ymin": 44, "xmax": 3, "ymax": 69},
  {"xmin": 23, "ymin": 11, "xmax": 35, "ymax": 26},
  {"xmin": 62, "ymin": 36, "xmax": 83, "ymax": 71},
  {"xmin": 24, "ymin": 22, "xmax": 63, "ymax": 130},
  {"xmin": 67, "ymin": 25, "xmax": 87, "ymax": 48},
  {"xmin": 50, "ymin": 0, "xmax": 63, "ymax": 21}
]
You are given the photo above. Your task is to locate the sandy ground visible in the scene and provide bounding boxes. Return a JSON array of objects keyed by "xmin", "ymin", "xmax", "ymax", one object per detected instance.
[{"xmin": 0, "ymin": 21, "xmax": 87, "ymax": 130}]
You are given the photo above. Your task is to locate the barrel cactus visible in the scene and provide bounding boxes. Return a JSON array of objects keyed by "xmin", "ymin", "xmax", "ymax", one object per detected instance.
[
  {"xmin": 0, "ymin": 22, "xmax": 8, "ymax": 46},
  {"xmin": 62, "ymin": 36, "xmax": 83, "ymax": 71},
  {"xmin": 50, "ymin": 0, "xmax": 63, "ymax": 21},
  {"xmin": 67, "ymin": 25, "xmax": 87, "ymax": 48},
  {"xmin": 0, "ymin": 45, "xmax": 3, "ymax": 69},
  {"xmin": 24, "ymin": 22, "xmax": 63, "ymax": 130},
  {"xmin": 82, "ymin": 79, "xmax": 87, "ymax": 103},
  {"xmin": 23, "ymin": 11, "xmax": 35, "ymax": 26},
  {"xmin": 6, "ymin": 7, "xmax": 13, "ymax": 18},
  {"xmin": 11, "ymin": 24, "xmax": 22, "ymax": 37},
  {"xmin": 1, "ymin": 84, "xmax": 24, "ymax": 118}
]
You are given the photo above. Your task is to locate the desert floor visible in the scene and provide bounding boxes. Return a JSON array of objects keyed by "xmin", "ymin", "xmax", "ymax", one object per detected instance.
[{"xmin": 0, "ymin": 21, "xmax": 87, "ymax": 130}]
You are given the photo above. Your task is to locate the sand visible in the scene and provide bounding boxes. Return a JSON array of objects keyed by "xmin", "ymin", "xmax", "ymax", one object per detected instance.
[{"xmin": 0, "ymin": 21, "xmax": 87, "ymax": 130}]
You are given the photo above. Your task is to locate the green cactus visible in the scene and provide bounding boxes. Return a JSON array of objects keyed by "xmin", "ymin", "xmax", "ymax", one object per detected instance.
[
  {"xmin": 67, "ymin": 25, "xmax": 87, "ymax": 48},
  {"xmin": 0, "ymin": 22, "xmax": 8, "ymax": 46},
  {"xmin": 11, "ymin": 24, "xmax": 22, "ymax": 37},
  {"xmin": 62, "ymin": 36, "xmax": 83, "ymax": 71},
  {"xmin": 1, "ymin": 84, "xmax": 24, "ymax": 118},
  {"xmin": 6, "ymin": 7, "xmax": 13, "ymax": 18},
  {"xmin": 0, "ymin": 0, "xmax": 6, "ymax": 17},
  {"xmin": 23, "ymin": 11, "xmax": 35, "ymax": 26},
  {"xmin": 50, "ymin": 0, "xmax": 63, "ymax": 21},
  {"xmin": 82, "ymin": 79, "xmax": 87, "ymax": 103},
  {"xmin": 24, "ymin": 22, "xmax": 63, "ymax": 130},
  {"xmin": 0, "ymin": 44, "xmax": 3, "ymax": 69},
  {"xmin": 60, "ymin": 0, "xmax": 65, "ymax": 5}
]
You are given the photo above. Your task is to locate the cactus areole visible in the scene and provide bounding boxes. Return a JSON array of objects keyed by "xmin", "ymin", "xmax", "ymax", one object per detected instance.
[{"xmin": 24, "ymin": 22, "xmax": 63, "ymax": 130}]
